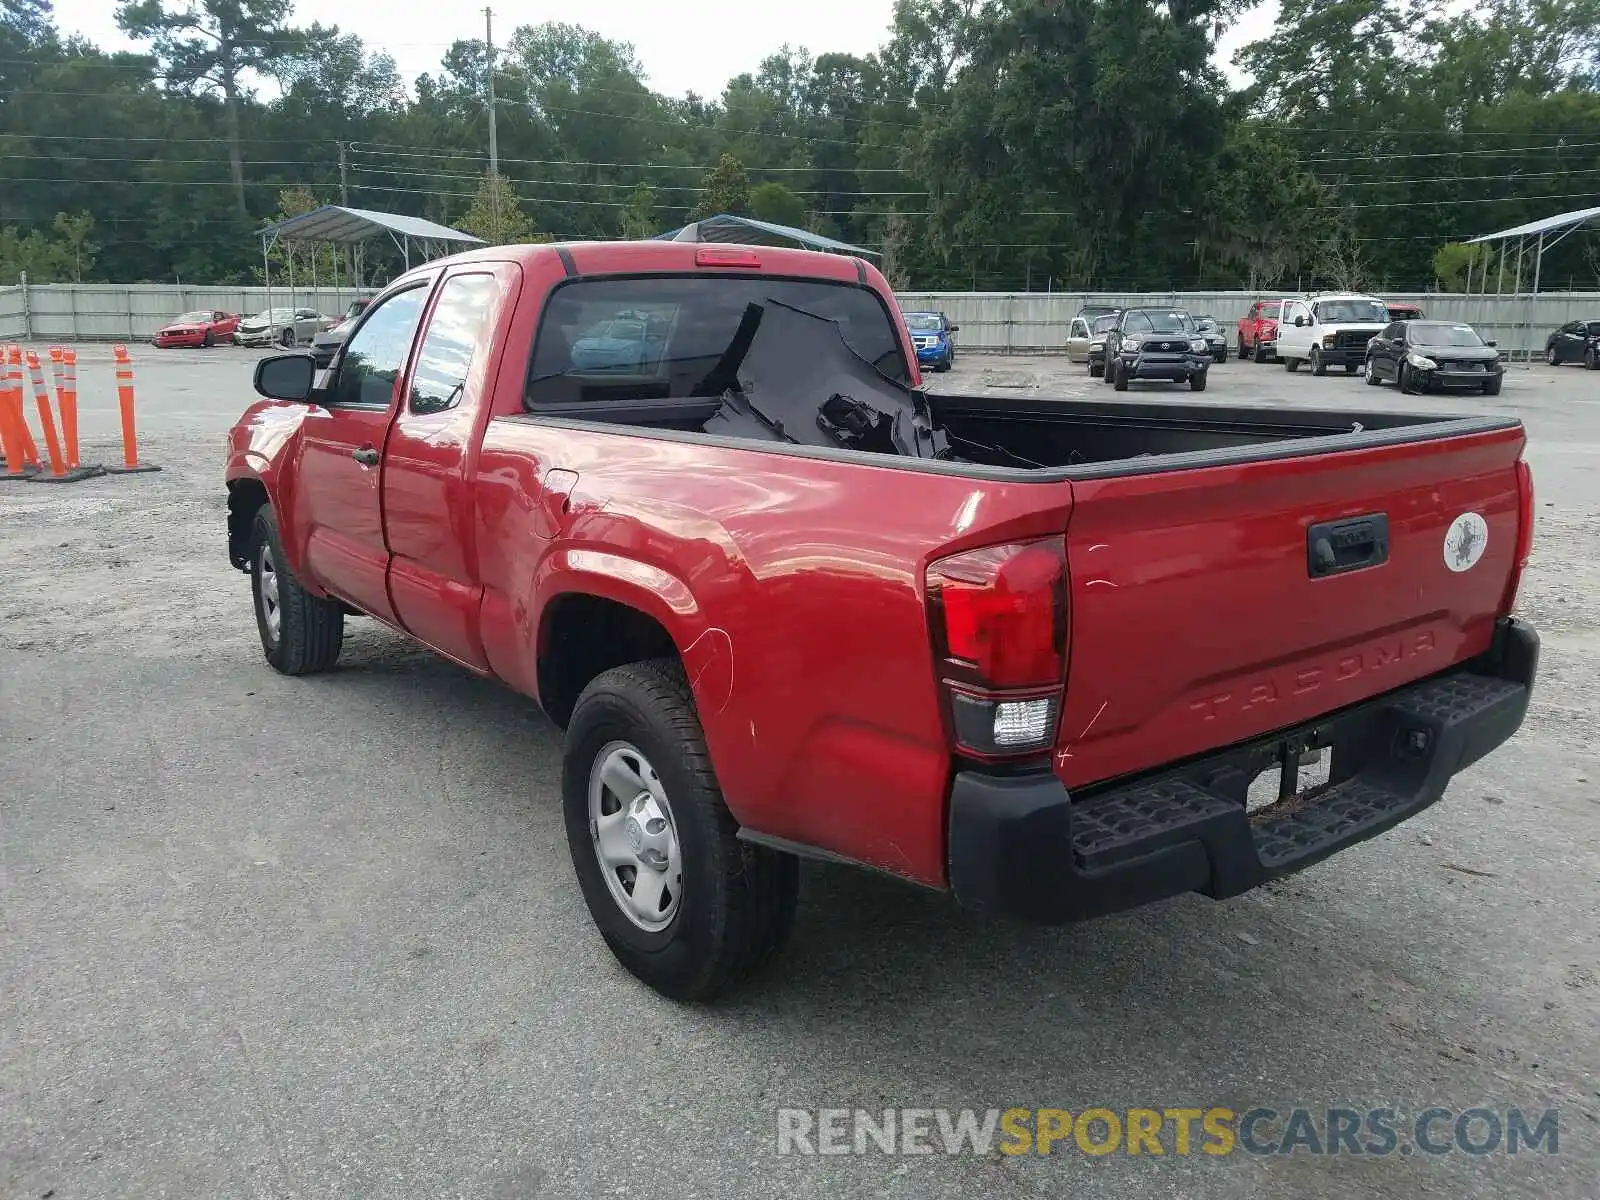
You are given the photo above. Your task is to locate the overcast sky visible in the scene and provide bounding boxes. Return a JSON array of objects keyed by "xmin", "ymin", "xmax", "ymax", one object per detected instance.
[{"xmin": 50, "ymin": 0, "xmax": 1276, "ymax": 98}]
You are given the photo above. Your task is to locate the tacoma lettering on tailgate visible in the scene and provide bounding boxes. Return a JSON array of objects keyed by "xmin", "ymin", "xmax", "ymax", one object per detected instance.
[{"xmin": 1189, "ymin": 631, "xmax": 1437, "ymax": 722}]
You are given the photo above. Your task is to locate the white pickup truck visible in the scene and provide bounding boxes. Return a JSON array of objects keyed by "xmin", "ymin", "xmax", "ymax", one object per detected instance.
[{"xmin": 1276, "ymin": 294, "xmax": 1390, "ymax": 376}]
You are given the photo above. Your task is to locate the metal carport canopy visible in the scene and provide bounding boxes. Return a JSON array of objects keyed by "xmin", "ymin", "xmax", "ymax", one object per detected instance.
[
  {"xmin": 1465, "ymin": 205, "xmax": 1600, "ymax": 245},
  {"xmin": 653, "ymin": 213, "xmax": 879, "ymax": 257},
  {"xmin": 260, "ymin": 205, "xmax": 485, "ymax": 250}
]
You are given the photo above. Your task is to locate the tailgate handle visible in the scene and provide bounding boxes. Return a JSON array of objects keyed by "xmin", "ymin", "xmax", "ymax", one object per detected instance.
[{"xmin": 1308, "ymin": 514, "xmax": 1389, "ymax": 578}]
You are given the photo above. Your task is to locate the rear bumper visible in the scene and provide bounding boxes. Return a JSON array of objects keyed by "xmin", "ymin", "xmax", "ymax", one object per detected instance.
[{"xmin": 948, "ymin": 618, "xmax": 1538, "ymax": 923}]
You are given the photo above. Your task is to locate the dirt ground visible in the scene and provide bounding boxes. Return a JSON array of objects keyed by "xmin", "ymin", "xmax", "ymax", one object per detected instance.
[{"xmin": 2, "ymin": 345, "xmax": 1596, "ymax": 1199}]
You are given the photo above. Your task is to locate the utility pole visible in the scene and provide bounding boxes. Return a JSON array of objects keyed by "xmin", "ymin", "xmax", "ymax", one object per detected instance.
[
  {"xmin": 338, "ymin": 141, "xmax": 349, "ymax": 205},
  {"xmin": 485, "ymin": 7, "xmax": 499, "ymax": 241}
]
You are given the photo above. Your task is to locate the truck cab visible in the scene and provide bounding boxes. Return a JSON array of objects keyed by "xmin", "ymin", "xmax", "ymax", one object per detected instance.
[{"xmin": 1276, "ymin": 294, "xmax": 1390, "ymax": 376}]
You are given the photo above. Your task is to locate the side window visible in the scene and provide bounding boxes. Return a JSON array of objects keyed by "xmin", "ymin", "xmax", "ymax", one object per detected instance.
[
  {"xmin": 409, "ymin": 274, "xmax": 499, "ymax": 415},
  {"xmin": 1382, "ymin": 322, "xmax": 1403, "ymax": 341},
  {"xmin": 1070, "ymin": 318, "xmax": 1088, "ymax": 338},
  {"xmin": 329, "ymin": 287, "xmax": 428, "ymax": 408}
]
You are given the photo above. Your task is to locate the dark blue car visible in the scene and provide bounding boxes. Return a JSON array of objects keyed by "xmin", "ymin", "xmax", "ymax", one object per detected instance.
[{"xmin": 904, "ymin": 311, "xmax": 958, "ymax": 372}]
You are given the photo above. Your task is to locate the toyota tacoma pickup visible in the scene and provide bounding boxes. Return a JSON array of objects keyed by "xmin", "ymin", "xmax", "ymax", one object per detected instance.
[{"xmin": 225, "ymin": 240, "xmax": 1539, "ymax": 1001}]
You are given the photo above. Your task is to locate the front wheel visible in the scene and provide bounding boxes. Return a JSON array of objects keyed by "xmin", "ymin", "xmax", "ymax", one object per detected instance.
[
  {"xmin": 1546, "ymin": 345, "xmax": 1559, "ymax": 366},
  {"xmin": 1088, "ymin": 361, "xmax": 1103, "ymax": 378},
  {"xmin": 1310, "ymin": 348, "xmax": 1327, "ymax": 376},
  {"xmin": 562, "ymin": 659, "xmax": 798, "ymax": 1001},
  {"xmin": 1252, "ymin": 340, "xmax": 1267, "ymax": 363},
  {"xmin": 1112, "ymin": 359, "xmax": 1130, "ymax": 391},
  {"xmin": 1399, "ymin": 363, "xmax": 1418, "ymax": 395},
  {"xmin": 250, "ymin": 506, "xmax": 344, "ymax": 674},
  {"xmin": 1343, "ymin": 363, "xmax": 1358, "ymax": 375},
  {"xmin": 1586, "ymin": 347, "xmax": 1597, "ymax": 370},
  {"xmin": 1365, "ymin": 359, "xmax": 1383, "ymax": 385},
  {"xmin": 1284, "ymin": 356, "xmax": 1300, "ymax": 373},
  {"xmin": 1189, "ymin": 370, "xmax": 1208, "ymax": 392},
  {"xmin": 1483, "ymin": 375, "xmax": 1503, "ymax": 395},
  {"xmin": 203, "ymin": 330, "xmax": 215, "ymax": 348},
  {"xmin": 279, "ymin": 328, "xmax": 297, "ymax": 348}
]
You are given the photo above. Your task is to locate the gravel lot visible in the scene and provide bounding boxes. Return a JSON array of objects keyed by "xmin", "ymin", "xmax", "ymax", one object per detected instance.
[{"xmin": 3, "ymin": 345, "xmax": 1597, "ymax": 1199}]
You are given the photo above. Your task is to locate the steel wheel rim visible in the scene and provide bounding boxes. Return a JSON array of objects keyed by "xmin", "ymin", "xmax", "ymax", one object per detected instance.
[
  {"xmin": 258, "ymin": 543, "xmax": 281, "ymax": 643},
  {"xmin": 1547, "ymin": 346, "xmax": 1557, "ymax": 364},
  {"xmin": 588, "ymin": 741, "xmax": 683, "ymax": 931}
]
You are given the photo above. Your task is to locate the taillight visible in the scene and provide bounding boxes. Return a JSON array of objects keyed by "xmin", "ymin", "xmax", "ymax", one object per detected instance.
[
  {"xmin": 695, "ymin": 246, "xmax": 761, "ymax": 268},
  {"xmin": 926, "ymin": 540, "xmax": 1068, "ymax": 759},
  {"xmin": 1502, "ymin": 458, "xmax": 1535, "ymax": 614}
]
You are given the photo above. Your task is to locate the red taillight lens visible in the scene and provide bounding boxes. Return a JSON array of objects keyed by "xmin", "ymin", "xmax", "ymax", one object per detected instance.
[
  {"xmin": 695, "ymin": 246, "xmax": 761, "ymax": 268},
  {"xmin": 927, "ymin": 540, "xmax": 1069, "ymax": 759},
  {"xmin": 929, "ymin": 541, "xmax": 1067, "ymax": 687},
  {"xmin": 1502, "ymin": 458, "xmax": 1535, "ymax": 614}
]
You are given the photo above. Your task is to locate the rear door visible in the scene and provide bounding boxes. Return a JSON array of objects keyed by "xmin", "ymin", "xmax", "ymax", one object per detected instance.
[
  {"xmin": 382, "ymin": 265, "xmax": 518, "ymax": 670},
  {"xmin": 292, "ymin": 284, "xmax": 430, "ymax": 622},
  {"xmin": 1054, "ymin": 426, "xmax": 1526, "ymax": 787}
]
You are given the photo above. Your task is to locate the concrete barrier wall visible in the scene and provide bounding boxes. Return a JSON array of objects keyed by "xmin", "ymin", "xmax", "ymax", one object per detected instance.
[{"xmin": 2, "ymin": 282, "xmax": 1596, "ymax": 357}]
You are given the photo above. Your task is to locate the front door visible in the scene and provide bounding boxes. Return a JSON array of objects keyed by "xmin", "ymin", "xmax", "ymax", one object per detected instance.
[
  {"xmin": 294, "ymin": 284, "xmax": 430, "ymax": 623},
  {"xmin": 383, "ymin": 266, "xmax": 515, "ymax": 670}
]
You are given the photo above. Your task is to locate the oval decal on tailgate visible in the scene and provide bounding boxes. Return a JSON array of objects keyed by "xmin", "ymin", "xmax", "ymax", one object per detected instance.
[{"xmin": 1444, "ymin": 512, "xmax": 1488, "ymax": 572}]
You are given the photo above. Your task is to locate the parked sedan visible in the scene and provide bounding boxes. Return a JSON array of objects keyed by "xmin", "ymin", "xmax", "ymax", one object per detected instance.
[
  {"xmin": 1543, "ymin": 319, "xmax": 1600, "ymax": 367},
  {"xmin": 1193, "ymin": 314, "xmax": 1229, "ymax": 362},
  {"xmin": 152, "ymin": 309, "xmax": 239, "ymax": 348},
  {"xmin": 234, "ymin": 307, "xmax": 328, "ymax": 348},
  {"xmin": 1365, "ymin": 320, "xmax": 1504, "ymax": 395}
]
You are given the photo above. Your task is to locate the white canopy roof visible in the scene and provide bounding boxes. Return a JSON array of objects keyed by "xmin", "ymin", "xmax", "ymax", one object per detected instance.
[{"xmin": 1466, "ymin": 205, "xmax": 1600, "ymax": 244}]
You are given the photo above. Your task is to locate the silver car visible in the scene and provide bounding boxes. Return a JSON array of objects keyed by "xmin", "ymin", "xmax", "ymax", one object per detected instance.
[{"xmin": 234, "ymin": 307, "xmax": 328, "ymax": 348}]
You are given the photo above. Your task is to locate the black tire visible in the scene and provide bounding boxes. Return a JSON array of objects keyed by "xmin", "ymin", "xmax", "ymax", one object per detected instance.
[
  {"xmin": 203, "ymin": 330, "xmax": 214, "ymax": 348},
  {"xmin": 1365, "ymin": 359, "xmax": 1382, "ymax": 385},
  {"xmin": 250, "ymin": 506, "xmax": 343, "ymax": 675},
  {"xmin": 1399, "ymin": 363, "xmax": 1418, "ymax": 395},
  {"xmin": 1284, "ymin": 356, "xmax": 1300, "ymax": 372},
  {"xmin": 1088, "ymin": 361, "xmax": 1103, "ymax": 378},
  {"xmin": 1112, "ymin": 358, "xmax": 1130, "ymax": 391},
  {"xmin": 562, "ymin": 658, "xmax": 798, "ymax": 1001},
  {"xmin": 279, "ymin": 328, "xmax": 296, "ymax": 348},
  {"xmin": 1189, "ymin": 370, "xmax": 1208, "ymax": 392},
  {"xmin": 1586, "ymin": 347, "xmax": 1597, "ymax": 371},
  {"xmin": 1310, "ymin": 347, "xmax": 1327, "ymax": 376},
  {"xmin": 1343, "ymin": 363, "xmax": 1358, "ymax": 374},
  {"xmin": 1546, "ymin": 344, "xmax": 1559, "ymax": 366},
  {"xmin": 1482, "ymin": 375, "xmax": 1503, "ymax": 396},
  {"xmin": 1252, "ymin": 340, "xmax": 1267, "ymax": 363}
]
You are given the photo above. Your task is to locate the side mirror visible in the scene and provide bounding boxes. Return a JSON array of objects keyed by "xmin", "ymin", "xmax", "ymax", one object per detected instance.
[
  {"xmin": 950, "ymin": 324, "xmax": 961, "ymax": 332},
  {"xmin": 254, "ymin": 352, "xmax": 315, "ymax": 402},
  {"xmin": 1485, "ymin": 339, "xmax": 1497, "ymax": 348},
  {"xmin": 1294, "ymin": 316, "xmax": 1307, "ymax": 327}
]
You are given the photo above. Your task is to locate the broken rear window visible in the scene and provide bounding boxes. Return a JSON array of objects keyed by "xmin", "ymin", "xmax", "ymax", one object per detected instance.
[{"xmin": 525, "ymin": 276, "xmax": 909, "ymax": 408}]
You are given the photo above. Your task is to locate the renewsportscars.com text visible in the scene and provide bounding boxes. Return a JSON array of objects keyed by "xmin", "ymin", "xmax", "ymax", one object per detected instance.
[{"xmin": 776, "ymin": 1106, "xmax": 1560, "ymax": 1157}]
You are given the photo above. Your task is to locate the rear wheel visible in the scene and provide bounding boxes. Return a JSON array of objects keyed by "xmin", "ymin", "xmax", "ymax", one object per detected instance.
[
  {"xmin": 279, "ymin": 327, "xmax": 296, "ymax": 348},
  {"xmin": 250, "ymin": 506, "xmax": 344, "ymax": 675},
  {"xmin": 562, "ymin": 658, "xmax": 798, "ymax": 1000},
  {"xmin": 1310, "ymin": 347, "xmax": 1327, "ymax": 376}
]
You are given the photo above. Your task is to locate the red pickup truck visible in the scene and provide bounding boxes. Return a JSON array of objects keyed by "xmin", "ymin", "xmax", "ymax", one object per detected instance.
[
  {"xmin": 1238, "ymin": 297, "xmax": 1295, "ymax": 363},
  {"xmin": 225, "ymin": 241, "xmax": 1538, "ymax": 1000}
]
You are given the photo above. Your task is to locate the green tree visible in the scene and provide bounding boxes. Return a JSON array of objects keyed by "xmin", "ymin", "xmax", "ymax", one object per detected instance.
[
  {"xmin": 620, "ymin": 183, "xmax": 658, "ymax": 239},
  {"xmin": 1433, "ymin": 241, "xmax": 1497, "ymax": 291},
  {"xmin": 116, "ymin": 0, "xmax": 301, "ymax": 213},
  {"xmin": 748, "ymin": 181, "xmax": 808, "ymax": 228},
  {"xmin": 688, "ymin": 154, "xmax": 751, "ymax": 219},
  {"xmin": 460, "ymin": 171, "xmax": 540, "ymax": 245},
  {"xmin": 50, "ymin": 210, "xmax": 97, "ymax": 282},
  {"xmin": 0, "ymin": 225, "xmax": 68, "ymax": 281}
]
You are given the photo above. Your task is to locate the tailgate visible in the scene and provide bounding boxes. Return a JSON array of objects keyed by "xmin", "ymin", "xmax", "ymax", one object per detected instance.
[{"xmin": 1054, "ymin": 425, "xmax": 1526, "ymax": 788}]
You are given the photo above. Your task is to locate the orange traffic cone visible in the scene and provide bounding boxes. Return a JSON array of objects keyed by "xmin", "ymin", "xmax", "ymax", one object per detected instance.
[
  {"xmin": 105, "ymin": 344, "xmax": 160, "ymax": 474},
  {"xmin": 0, "ymin": 345, "xmax": 39, "ymax": 479},
  {"xmin": 24, "ymin": 350, "xmax": 102, "ymax": 483}
]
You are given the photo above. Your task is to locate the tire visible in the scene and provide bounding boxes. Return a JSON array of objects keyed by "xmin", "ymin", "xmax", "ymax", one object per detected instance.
[
  {"xmin": 250, "ymin": 506, "xmax": 344, "ymax": 675},
  {"xmin": 1112, "ymin": 358, "xmax": 1129, "ymax": 391},
  {"xmin": 1343, "ymin": 363, "xmax": 1357, "ymax": 375},
  {"xmin": 279, "ymin": 328, "xmax": 297, "ymax": 348},
  {"xmin": 203, "ymin": 330, "xmax": 214, "ymax": 348},
  {"xmin": 1189, "ymin": 370, "xmax": 1208, "ymax": 392},
  {"xmin": 1088, "ymin": 361, "xmax": 1103, "ymax": 378},
  {"xmin": 1252, "ymin": 340, "xmax": 1267, "ymax": 364},
  {"xmin": 1284, "ymin": 357, "xmax": 1299, "ymax": 372},
  {"xmin": 1482, "ymin": 375, "xmax": 1503, "ymax": 396},
  {"xmin": 562, "ymin": 658, "xmax": 798, "ymax": 1001},
  {"xmin": 1586, "ymin": 347, "xmax": 1597, "ymax": 371},
  {"xmin": 1546, "ymin": 344, "xmax": 1559, "ymax": 366},
  {"xmin": 1310, "ymin": 347, "xmax": 1327, "ymax": 376},
  {"xmin": 1398, "ymin": 363, "xmax": 1417, "ymax": 395},
  {"xmin": 1365, "ymin": 359, "xmax": 1382, "ymax": 385}
]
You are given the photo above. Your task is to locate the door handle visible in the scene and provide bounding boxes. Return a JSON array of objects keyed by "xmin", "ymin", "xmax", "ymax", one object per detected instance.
[{"xmin": 351, "ymin": 446, "xmax": 379, "ymax": 466}]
